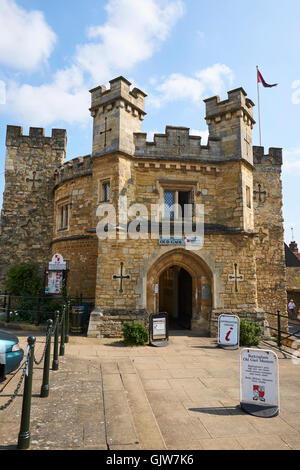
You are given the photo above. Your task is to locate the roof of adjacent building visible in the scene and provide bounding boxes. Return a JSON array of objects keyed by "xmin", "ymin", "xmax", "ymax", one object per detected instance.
[{"xmin": 285, "ymin": 243, "xmax": 300, "ymax": 267}]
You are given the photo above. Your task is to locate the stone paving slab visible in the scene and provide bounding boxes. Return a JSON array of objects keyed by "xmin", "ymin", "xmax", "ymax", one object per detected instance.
[{"xmin": 1, "ymin": 330, "xmax": 300, "ymax": 450}]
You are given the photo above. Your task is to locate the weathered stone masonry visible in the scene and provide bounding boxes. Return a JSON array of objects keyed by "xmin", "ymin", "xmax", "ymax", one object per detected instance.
[
  {"xmin": 0, "ymin": 76, "xmax": 288, "ymax": 338},
  {"xmin": 0, "ymin": 126, "xmax": 66, "ymax": 286}
]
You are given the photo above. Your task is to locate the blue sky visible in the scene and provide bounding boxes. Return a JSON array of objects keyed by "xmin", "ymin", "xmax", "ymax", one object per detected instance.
[{"xmin": 0, "ymin": 0, "xmax": 299, "ymax": 244}]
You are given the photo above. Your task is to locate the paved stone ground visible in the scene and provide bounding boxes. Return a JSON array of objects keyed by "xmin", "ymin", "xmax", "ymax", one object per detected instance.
[{"xmin": 1, "ymin": 329, "xmax": 300, "ymax": 450}]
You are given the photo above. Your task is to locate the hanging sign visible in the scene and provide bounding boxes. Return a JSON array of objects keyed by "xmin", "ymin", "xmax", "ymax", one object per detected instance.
[
  {"xmin": 48, "ymin": 253, "xmax": 67, "ymax": 271},
  {"xmin": 218, "ymin": 314, "xmax": 240, "ymax": 350},
  {"xmin": 46, "ymin": 271, "xmax": 64, "ymax": 295},
  {"xmin": 240, "ymin": 348, "xmax": 280, "ymax": 418},
  {"xmin": 45, "ymin": 253, "xmax": 67, "ymax": 295},
  {"xmin": 149, "ymin": 312, "xmax": 169, "ymax": 347}
]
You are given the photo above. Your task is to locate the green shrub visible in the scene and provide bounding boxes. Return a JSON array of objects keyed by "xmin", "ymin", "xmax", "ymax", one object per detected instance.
[
  {"xmin": 239, "ymin": 319, "xmax": 262, "ymax": 346},
  {"xmin": 5, "ymin": 264, "xmax": 43, "ymax": 296},
  {"xmin": 122, "ymin": 322, "xmax": 148, "ymax": 346}
]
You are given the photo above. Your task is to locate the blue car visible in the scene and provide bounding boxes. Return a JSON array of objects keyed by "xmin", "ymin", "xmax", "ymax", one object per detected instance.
[{"xmin": 0, "ymin": 330, "xmax": 24, "ymax": 381}]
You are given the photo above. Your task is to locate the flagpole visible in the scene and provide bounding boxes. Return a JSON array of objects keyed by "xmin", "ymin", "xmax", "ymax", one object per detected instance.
[{"xmin": 256, "ymin": 65, "xmax": 262, "ymax": 146}]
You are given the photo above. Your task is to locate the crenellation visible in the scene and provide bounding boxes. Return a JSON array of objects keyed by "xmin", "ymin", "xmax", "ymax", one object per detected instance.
[
  {"xmin": 5, "ymin": 126, "xmax": 67, "ymax": 154},
  {"xmin": 205, "ymin": 87, "xmax": 255, "ymax": 127},
  {"xmin": 54, "ymin": 154, "xmax": 93, "ymax": 185},
  {"xmin": 253, "ymin": 146, "xmax": 283, "ymax": 166},
  {"xmin": 29, "ymin": 127, "xmax": 45, "ymax": 137}
]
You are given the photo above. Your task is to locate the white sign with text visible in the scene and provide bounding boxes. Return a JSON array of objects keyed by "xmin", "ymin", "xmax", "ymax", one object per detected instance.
[{"xmin": 240, "ymin": 348, "xmax": 279, "ymax": 407}]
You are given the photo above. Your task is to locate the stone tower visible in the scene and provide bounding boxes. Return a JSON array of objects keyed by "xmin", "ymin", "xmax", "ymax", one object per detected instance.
[
  {"xmin": 204, "ymin": 87, "xmax": 255, "ymax": 165},
  {"xmin": 89, "ymin": 76, "xmax": 147, "ymax": 157},
  {"xmin": 253, "ymin": 146, "xmax": 287, "ymax": 316},
  {"xmin": 0, "ymin": 126, "xmax": 67, "ymax": 290},
  {"xmin": 204, "ymin": 88, "xmax": 256, "ymax": 232}
]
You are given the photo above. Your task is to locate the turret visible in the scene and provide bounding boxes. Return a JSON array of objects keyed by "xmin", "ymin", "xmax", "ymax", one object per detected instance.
[
  {"xmin": 204, "ymin": 88, "xmax": 255, "ymax": 165},
  {"xmin": 89, "ymin": 76, "xmax": 147, "ymax": 157}
]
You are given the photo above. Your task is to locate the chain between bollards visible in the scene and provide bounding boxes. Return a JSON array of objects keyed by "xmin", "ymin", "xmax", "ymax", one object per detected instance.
[
  {"xmin": 40, "ymin": 319, "xmax": 53, "ymax": 398},
  {"xmin": 17, "ymin": 336, "xmax": 36, "ymax": 450}
]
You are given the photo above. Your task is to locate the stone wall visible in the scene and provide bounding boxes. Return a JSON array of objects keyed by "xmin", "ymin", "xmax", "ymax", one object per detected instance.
[
  {"xmin": 0, "ymin": 126, "xmax": 67, "ymax": 290},
  {"xmin": 88, "ymin": 308, "xmax": 149, "ymax": 338},
  {"xmin": 91, "ymin": 232, "xmax": 258, "ymax": 337},
  {"xmin": 52, "ymin": 157, "xmax": 97, "ymax": 298},
  {"xmin": 253, "ymin": 146, "xmax": 288, "ymax": 332},
  {"xmin": 286, "ymin": 267, "xmax": 300, "ymax": 291}
]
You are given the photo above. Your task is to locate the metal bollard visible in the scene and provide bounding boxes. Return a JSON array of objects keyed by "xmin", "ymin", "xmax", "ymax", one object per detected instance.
[
  {"xmin": 52, "ymin": 311, "xmax": 60, "ymax": 371},
  {"xmin": 40, "ymin": 319, "xmax": 53, "ymax": 398},
  {"xmin": 277, "ymin": 310, "xmax": 282, "ymax": 349},
  {"xmin": 17, "ymin": 336, "xmax": 36, "ymax": 450},
  {"xmin": 59, "ymin": 309, "xmax": 65, "ymax": 357},
  {"xmin": 6, "ymin": 293, "xmax": 11, "ymax": 323},
  {"xmin": 65, "ymin": 303, "xmax": 69, "ymax": 344}
]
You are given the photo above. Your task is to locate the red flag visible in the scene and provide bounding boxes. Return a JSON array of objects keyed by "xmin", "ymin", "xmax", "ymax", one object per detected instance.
[{"xmin": 257, "ymin": 68, "xmax": 278, "ymax": 88}]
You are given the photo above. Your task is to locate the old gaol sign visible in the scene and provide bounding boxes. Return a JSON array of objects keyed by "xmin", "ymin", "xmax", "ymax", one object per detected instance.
[
  {"xmin": 240, "ymin": 348, "xmax": 279, "ymax": 417},
  {"xmin": 48, "ymin": 253, "xmax": 67, "ymax": 271},
  {"xmin": 159, "ymin": 235, "xmax": 203, "ymax": 247}
]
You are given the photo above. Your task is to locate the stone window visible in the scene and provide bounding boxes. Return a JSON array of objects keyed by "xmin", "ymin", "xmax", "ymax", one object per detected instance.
[
  {"xmin": 99, "ymin": 179, "xmax": 111, "ymax": 203},
  {"xmin": 164, "ymin": 189, "xmax": 192, "ymax": 219},
  {"xmin": 246, "ymin": 186, "xmax": 251, "ymax": 209},
  {"xmin": 59, "ymin": 203, "xmax": 70, "ymax": 231}
]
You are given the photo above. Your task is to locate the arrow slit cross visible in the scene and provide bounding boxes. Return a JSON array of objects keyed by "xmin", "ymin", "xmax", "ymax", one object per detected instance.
[
  {"xmin": 228, "ymin": 263, "xmax": 244, "ymax": 292},
  {"xmin": 100, "ymin": 117, "xmax": 112, "ymax": 148},
  {"xmin": 112, "ymin": 262, "xmax": 131, "ymax": 293}
]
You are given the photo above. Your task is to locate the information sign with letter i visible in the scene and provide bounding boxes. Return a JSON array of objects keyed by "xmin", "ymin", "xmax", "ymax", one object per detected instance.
[
  {"xmin": 218, "ymin": 314, "xmax": 240, "ymax": 350},
  {"xmin": 240, "ymin": 348, "xmax": 280, "ymax": 418}
]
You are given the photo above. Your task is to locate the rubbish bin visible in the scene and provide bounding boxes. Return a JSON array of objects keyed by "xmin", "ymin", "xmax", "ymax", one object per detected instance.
[{"xmin": 71, "ymin": 306, "xmax": 84, "ymax": 335}]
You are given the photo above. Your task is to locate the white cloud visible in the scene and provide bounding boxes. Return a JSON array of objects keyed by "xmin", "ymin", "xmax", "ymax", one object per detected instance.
[
  {"xmin": 1, "ymin": 0, "xmax": 185, "ymax": 126},
  {"xmin": 0, "ymin": 0, "xmax": 56, "ymax": 70},
  {"xmin": 190, "ymin": 129, "xmax": 209, "ymax": 144},
  {"xmin": 196, "ymin": 31, "xmax": 205, "ymax": 40},
  {"xmin": 292, "ymin": 80, "xmax": 300, "ymax": 105},
  {"xmin": 283, "ymin": 147, "xmax": 300, "ymax": 175},
  {"xmin": 76, "ymin": 0, "xmax": 185, "ymax": 83},
  {"xmin": 149, "ymin": 64, "xmax": 234, "ymax": 108},
  {"xmin": 7, "ymin": 77, "xmax": 90, "ymax": 127},
  {"xmin": 0, "ymin": 80, "xmax": 5, "ymax": 104}
]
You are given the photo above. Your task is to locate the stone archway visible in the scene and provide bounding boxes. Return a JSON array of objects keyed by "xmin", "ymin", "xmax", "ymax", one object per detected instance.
[{"xmin": 147, "ymin": 249, "xmax": 213, "ymax": 333}]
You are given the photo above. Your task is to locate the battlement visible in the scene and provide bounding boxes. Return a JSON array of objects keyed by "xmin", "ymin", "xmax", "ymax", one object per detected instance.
[
  {"xmin": 132, "ymin": 126, "xmax": 228, "ymax": 161},
  {"xmin": 6, "ymin": 125, "xmax": 67, "ymax": 150},
  {"xmin": 253, "ymin": 146, "xmax": 283, "ymax": 166},
  {"xmin": 54, "ymin": 154, "xmax": 93, "ymax": 185},
  {"xmin": 89, "ymin": 76, "xmax": 147, "ymax": 120},
  {"xmin": 204, "ymin": 88, "xmax": 255, "ymax": 128},
  {"xmin": 134, "ymin": 126, "xmax": 201, "ymax": 159}
]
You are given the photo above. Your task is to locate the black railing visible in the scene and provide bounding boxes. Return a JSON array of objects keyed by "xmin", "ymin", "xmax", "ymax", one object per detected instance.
[
  {"xmin": 0, "ymin": 292, "xmax": 95, "ymax": 329},
  {"xmin": 265, "ymin": 310, "xmax": 300, "ymax": 348}
]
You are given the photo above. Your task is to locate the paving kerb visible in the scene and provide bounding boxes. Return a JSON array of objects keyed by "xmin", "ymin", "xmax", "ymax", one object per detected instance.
[{"xmin": 0, "ymin": 329, "xmax": 300, "ymax": 450}]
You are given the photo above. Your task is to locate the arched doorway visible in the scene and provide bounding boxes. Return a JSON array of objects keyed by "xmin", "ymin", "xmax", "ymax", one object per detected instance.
[
  {"xmin": 159, "ymin": 266, "xmax": 193, "ymax": 329},
  {"xmin": 147, "ymin": 249, "xmax": 213, "ymax": 333}
]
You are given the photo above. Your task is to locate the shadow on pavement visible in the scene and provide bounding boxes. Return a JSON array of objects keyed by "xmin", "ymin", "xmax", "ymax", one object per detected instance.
[{"xmin": 189, "ymin": 406, "xmax": 244, "ymax": 416}]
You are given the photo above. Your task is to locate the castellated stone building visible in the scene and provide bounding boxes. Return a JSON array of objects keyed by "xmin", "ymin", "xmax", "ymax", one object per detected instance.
[{"xmin": 0, "ymin": 76, "xmax": 287, "ymax": 337}]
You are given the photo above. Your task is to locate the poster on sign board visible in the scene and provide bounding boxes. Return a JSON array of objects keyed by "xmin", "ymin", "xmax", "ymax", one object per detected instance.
[{"xmin": 240, "ymin": 348, "xmax": 279, "ymax": 417}]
